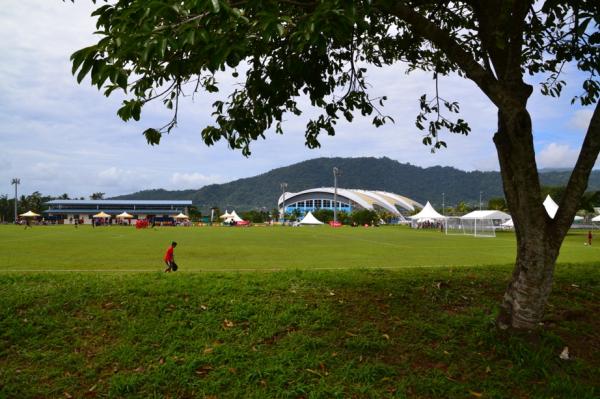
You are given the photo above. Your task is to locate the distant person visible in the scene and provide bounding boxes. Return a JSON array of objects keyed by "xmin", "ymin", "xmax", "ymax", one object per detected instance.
[
  {"xmin": 74, "ymin": 218, "xmax": 78, "ymax": 229},
  {"xmin": 164, "ymin": 241, "xmax": 178, "ymax": 272},
  {"xmin": 588, "ymin": 231, "xmax": 593, "ymax": 246},
  {"xmin": 24, "ymin": 219, "xmax": 31, "ymax": 230},
  {"xmin": 151, "ymin": 218, "xmax": 156, "ymax": 229}
]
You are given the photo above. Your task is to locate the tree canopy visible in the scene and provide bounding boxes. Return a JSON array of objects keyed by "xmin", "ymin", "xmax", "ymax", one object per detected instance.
[{"xmin": 72, "ymin": 1, "xmax": 598, "ymax": 152}]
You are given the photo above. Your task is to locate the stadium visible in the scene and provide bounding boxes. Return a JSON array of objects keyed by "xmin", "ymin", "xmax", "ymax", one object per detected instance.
[{"xmin": 278, "ymin": 188, "xmax": 423, "ymax": 220}]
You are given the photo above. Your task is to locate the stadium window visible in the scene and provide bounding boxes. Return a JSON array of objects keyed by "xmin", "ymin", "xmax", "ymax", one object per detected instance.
[
  {"xmin": 306, "ymin": 200, "xmax": 313, "ymax": 207},
  {"xmin": 323, "ymin": 200, "xmax": 331, "ymax": 207},
  {"xmin": 315, "ymin": 199, "xmax": 322, "ymax": 208},
  {"xmin": 297, "ymin": 201, "xmax": 304, "ymax": 208}
]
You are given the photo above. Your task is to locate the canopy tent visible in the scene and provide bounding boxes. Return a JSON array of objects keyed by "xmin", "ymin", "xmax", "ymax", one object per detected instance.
[
  {"xmin": 229, "ymin": 210, "xmax": 244, "ymax": 223},
  {"xmin": 174, "ymin": 213, "xmax": 189, "ymax": 219},
  {"xmin": 298, "ymin": 211, "xmax": 324, "ymax": 225},
  {"xmin": 573, "ymin": 215, "xmax": 584, "ymax": 222},
  {"xmin": 461, "ymin": 210, "xmax": 511, "ymax": 220},
  {"xmin": 19, "ymin": 210, "xmax": 40, "ymax": 217},
  {"xmin": 219, "ymin": 211, "xmax": 231, "ymax": 219},
  {"xmin": 93, "ymin": 211, "xmax": 111, "ymax": 218},
  {"xmin": 501, "ymin": 219, "xmax": 514, "ymax": 228},
  {"xmin": 592, "ymin": 215, "xmax": 600, "ymax": 222},
  {"xmin": 543, "ymin": 195, "xmax": 559, "ymax": 219},
  {"xmin": 409, "ymin": 201, "xmax": 446, "ymax": 221},
  {"xmin": 116, "ymin": 211, "xmax": 133, "ymax": 219}
]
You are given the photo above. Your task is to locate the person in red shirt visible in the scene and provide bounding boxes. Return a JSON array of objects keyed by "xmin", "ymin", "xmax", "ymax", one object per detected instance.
[
  {"xmin": 164, "ymin": 241, "xmax": 177, "ymax": 272},
  {"xmin": 588, "ymin": 231, "xmax": 593, "ymax": 246}
]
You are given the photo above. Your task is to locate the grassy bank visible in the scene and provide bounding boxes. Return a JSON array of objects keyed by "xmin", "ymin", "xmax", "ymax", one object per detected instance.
[{"xmin": 1, "ymin": 265, "xmax": 598, "ymax": 398}]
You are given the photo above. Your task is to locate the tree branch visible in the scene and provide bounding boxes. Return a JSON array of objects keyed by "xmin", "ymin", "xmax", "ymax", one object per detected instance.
[
  {"xmin": 375, "ymin": 1, "xmax": 511, "ymax": 109},
  {"xmin": 554, "ymin": 102, "xmax": 600, "ymax": 236}
]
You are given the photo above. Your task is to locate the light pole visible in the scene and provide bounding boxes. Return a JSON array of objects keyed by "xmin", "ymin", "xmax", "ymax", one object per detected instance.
[
  {"xmin": 280, "ymin": 182, "xmax": 288, "ymax": 223},
  {"xmin": 11, "ymin": 178, "xmax": 20, "ymax": 223},
  {"xmin": 442, "ymin": 192, "xmax": 445, "ymax": 216},
  {"xmin": 333, "ymin": 167, "xmax": 341, "ymax": 223},
  {"xmin": 479, "ymin": 191, "xmax": 483, "ymax": 210}
]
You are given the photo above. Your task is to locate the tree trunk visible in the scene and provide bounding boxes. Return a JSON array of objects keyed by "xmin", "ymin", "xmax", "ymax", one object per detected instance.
[{"xmin": 492, "ymin": 89, "xmax": 568, "ymax": 330}]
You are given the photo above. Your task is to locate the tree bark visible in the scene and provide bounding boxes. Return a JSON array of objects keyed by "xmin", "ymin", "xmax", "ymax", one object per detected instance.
[
  {"xmin": 493, "ymin": 99, "xmax": 600, "ymax": 330},
  {"xmin": 492, "ymin": 88, "xmax": 559, "ymax": 330}
]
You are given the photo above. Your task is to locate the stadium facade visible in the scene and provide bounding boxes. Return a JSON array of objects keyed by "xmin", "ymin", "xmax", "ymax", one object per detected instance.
[
  {"xmin": 278, "ymin": 188, "xmax": 422, "ymax": 220},
  {"xmin": 43, "ymin": 200, "xmax": 192, "ymax": 224}
]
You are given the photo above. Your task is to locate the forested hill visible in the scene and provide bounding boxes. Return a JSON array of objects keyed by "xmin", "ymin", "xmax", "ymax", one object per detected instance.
[{"xmin": 112, "ymin": 157, "xmax": 600, "ymax": 211}]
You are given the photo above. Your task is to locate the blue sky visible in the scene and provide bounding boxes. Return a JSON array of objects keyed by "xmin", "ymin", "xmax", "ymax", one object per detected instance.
[{"xmin": 0, "ymin": 1, "xmax": 595, "ymax": 198}]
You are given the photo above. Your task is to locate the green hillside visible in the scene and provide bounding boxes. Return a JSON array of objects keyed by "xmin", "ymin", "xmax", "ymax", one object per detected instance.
[{"xmin": 112, "ymin": 157, "xmax": 600, "ymax": 211}]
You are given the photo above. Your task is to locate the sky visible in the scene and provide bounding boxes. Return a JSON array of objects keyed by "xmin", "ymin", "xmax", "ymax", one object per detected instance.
[{"xmin": 0, "ymin": 1, "xmax": 596, "ymax": 198}]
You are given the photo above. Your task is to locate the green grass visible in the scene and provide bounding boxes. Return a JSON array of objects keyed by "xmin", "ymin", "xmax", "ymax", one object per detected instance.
[
  {"xmin": 0, "ymin": 225, "xmax": 599, "ymax": 271},
  {"xmin": 0, "ymin": 225, "xmax": 598, "ymax": 398}
]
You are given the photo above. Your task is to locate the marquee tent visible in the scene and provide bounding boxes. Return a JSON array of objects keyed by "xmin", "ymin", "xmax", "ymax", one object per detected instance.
[
  {"xmin": 19, "ymin": 210, "xmax": 41, "ymax": 217},
  {"xmin": 219, "ymin": 211, "xmax": 231, "ymax": 219},
  {"xmin": 174, "ymin": 213, "xmax": 189, "ymax": 219},
  {"xmin": 409, "ymin": 202, "xmax": 446, "ymax": 222},
  {"xmin": 229, "ymin": 211, "xmax": 244, "ymax": 222},
  {"xmin": 116, "ymin": 212, "xmax": 133, "ymax": 219},
  {"xmin": 93, "ymin": 211, "xmax": 111, "ymax": 218},
  {"xmin": 298, "ymin": 211, "xmax": 324, "ymax": 225},
  {"xmin": 543, "ymin": 195, "xmax": 559, "ymax": 219},
  {"xmin": 592, "ymin": 215, "xmax": 600, "ymax": 222},
  {"xmin": 461, "ymin": 210, "xmax": 511, "ymax": 221},
  {"xmin": 501, "ymin": 219, "xmax": 514, "ymax": 228}
]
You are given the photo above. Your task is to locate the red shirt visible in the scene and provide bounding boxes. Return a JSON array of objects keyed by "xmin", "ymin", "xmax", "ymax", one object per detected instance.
[{"xmin": 164, "ymin": 246, "xmax": 174, "ymax": 262}]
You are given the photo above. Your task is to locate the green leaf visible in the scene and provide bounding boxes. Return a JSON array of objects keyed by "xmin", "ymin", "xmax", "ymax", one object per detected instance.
[{"xmin": 211, "ymin": 0, "xmax": 220, "ymax": 12}]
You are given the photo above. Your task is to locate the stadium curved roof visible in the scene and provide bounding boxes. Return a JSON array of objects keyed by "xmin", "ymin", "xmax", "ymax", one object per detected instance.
[{"xmin": 278, "ymin": 188, "xmax": 422, "ymax": 216}]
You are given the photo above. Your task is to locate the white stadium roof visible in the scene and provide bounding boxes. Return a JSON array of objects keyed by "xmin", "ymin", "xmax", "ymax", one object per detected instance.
[{"xmin": 278, "ymin": 188, "xmax": 423, "ymax": 216}]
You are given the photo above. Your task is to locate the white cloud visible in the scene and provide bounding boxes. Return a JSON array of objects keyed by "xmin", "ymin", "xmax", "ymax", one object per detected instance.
[
  {"xmin": 537, "ymin": 143, "xmax": 579, "ymax": 169},
  {"xmin": 570, "ymin": 109, "xmax": 594, "ymax": 132},
  {"xmin": 97, "ymin": 167, "xmax": 152, "ymax": 192},
  {"xmin": 169, "ymin": 172, "xmax": 224, "ymax": 188}
]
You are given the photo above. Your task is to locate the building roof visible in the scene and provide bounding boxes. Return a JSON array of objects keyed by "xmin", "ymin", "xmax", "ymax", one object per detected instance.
[
  {"xmin": 278, "ymin": 188, "xmax": 422, "ymax": 216},
  {"xmin": 43, "ymin": 209, "xmax": 182, "ymax": 215},
  {"xmin": 45, "ymin": 199, "xmax": 192, "ymax": 206}
]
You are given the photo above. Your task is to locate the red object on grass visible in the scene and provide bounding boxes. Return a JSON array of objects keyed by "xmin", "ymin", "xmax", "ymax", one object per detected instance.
[{"xmin": 329, "ymin": 221, "xmax": 342, "ymax": 227}]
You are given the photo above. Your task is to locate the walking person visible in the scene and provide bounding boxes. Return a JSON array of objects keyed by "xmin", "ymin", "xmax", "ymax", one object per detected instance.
[
  {"xmin": 164, "ymin": 241, "xmax": 178, "ymax": 272},
  {"xmin": 588, "ymin": 230, "xmax": 592, "ymax": 246}
]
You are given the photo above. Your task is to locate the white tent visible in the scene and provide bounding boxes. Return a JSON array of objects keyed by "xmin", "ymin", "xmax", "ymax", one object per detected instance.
[
  {"xmin": 116, "ymin": 211, "xmax": 133, "ymax": 219},
  {"xmin": 219, "ymin": 210, "xmax": 231, "ymax": 219},
  {"xmin": 298, "ymin": 211, "xmax": 324, "ymax": 225},
  {"xmin": 174, "ymin": 213, "xmax": 189, "ymax": 219},
  {"xmin": 93, "ymin": 211, "xmax": 111, "ymax": 218},
  {"xmin": 543, "ymin": 195, "xmax": 559, "ymax": 219},
  {"xmin": 461, "ymin": 210, "xmax": 511, "ymax": 221},
  {"xmin": 592, "ymin": 215, "xmax": 600, "ymax": 222},
  {"xmin": 229, "ymin": 210, "xmax": 244, "ymax": 222},
  {"xmin": 501, "ymin": 219, "xmax": 514, "ymax": 228},
  {"xmin": 19, "ymin": 210, "xmax": 41, "ymax": 217},
  {"xmin": 410, "ymin": 201, "xmax": 446, "ymax": 221}
]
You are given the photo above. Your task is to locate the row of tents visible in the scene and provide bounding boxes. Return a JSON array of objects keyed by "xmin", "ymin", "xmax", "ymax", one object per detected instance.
[{"xmin": 411, "ymin": 195, "xmax": 598, "ymax": 226}]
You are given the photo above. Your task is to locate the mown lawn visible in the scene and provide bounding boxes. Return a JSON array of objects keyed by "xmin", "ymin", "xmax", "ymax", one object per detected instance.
[
  {"xmin": 1, "ymin": 265, "xmax": 598, "ymax": 398},
  {"xmin": 0, "ymin": 224, "xmax": 599, "ymax": 271}
]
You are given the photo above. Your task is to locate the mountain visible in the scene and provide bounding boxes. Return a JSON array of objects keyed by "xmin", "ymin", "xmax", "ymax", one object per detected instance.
[{"xmin": 112, "ymin": 157, "xmax": 600, "ymax": 211}]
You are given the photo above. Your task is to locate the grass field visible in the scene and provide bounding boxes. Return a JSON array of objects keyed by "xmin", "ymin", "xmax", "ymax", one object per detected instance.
[
  {"xmin": 0, "ymin": 225, "xmax": 598, "ymax": 398},
  {"xmin": 0, "ymin": 224, "xmax": 599, "ymax": 271}
]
